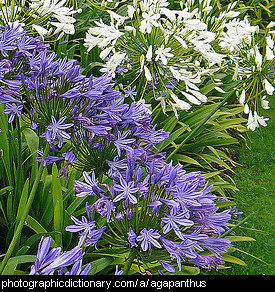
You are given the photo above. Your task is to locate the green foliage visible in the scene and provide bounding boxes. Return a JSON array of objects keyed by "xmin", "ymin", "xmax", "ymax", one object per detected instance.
[{"xmin": 0, "ymin": 0, "xmax": 273, "ymax": 275}]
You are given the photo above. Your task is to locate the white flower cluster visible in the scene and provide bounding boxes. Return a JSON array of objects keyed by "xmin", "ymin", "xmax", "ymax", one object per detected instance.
[
  {"xmin": 227, "ymin": 21, "xmax": 275, "ymax": 131},
  {"xmin": 83, "ymin": 0, "xmax": 274, "ymax": 129},
  {"xmin": 0, "ymin": 0, "xmax": 81, "ymax": 39}
]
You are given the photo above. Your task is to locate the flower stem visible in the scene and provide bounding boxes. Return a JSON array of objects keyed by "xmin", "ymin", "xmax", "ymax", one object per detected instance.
[
  {"xmin": 123, "ymin": 250, "xmax": 136, "ymax": 275},
  {"xmin": 0, "ymin": 144, "xmax": 50, "ymax": 275}
]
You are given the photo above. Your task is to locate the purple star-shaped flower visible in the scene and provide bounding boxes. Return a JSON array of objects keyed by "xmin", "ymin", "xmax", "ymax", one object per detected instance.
[
  {"xmin": 113, "ymin": 130, "xmax": 135, "ymax": 156},
  {"xmin": 136, "ymin": 228, "xmax": 162, "ymax": 252},
  {"xmin": 3, "ymin": 103, "xmax": 23, "ymax": 123},
  {"xmin": 74, "ymin": 171, "xmax": 103, "ymax": 197},
  {"xmin": 113, "ymin": 175, "xmax": 138, "ymax": 204},
  {"xmin": 41, "ymin": 115, "xmax": 73, "ymax": 148}
]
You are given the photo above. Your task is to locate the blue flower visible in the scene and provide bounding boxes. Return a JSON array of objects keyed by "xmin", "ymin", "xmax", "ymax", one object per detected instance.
[
  {"xmin": 41, "ymin": 246, "xmax": 84, "ymax": 275},
  {"xmin": 127, "ymin": 227, "xmax": 137, "ymax": 248},
  {"xmin": 3, "ymin": 103, "xmax": 23, "ymax": 123},
  {"xmin": 161, "ymin": 209, "xmax": 194, "ymax": 239},
  {"xmin": 41, "ymin": 116, "xmax": 73, "ymax": 148},
  {"xmin": 113, "ymin": 130, "xmax": 136, "ymax": 156},
  {"xmin": 159, "ymin": 260, "xmax": 175, "ymax": 273},
  {"xmin": 124, "ymin": 85, "xmax": 137, "ymax": 100},
  {"xmin": 74, "ymin": 171, "xmax": 103, "ymax": 197},
  {"xmin": 113, "ymin": 175, "xmax": 138, "ymax": 204},
  {"xmin": 85, "ymin": 226, "xmax": 107, "ymax": 247},
  {"xmin": 114, "ymin": 265, "xmax": 123, "ymax": 275},
  {"xmin": 147, "ymin": 200, "xmax": 163, "ymax": 215},
  {"xmin": 136, "ymin": 228, "xmax": 162, "ymax": 252},
  {"xmin": 65, "ymin": 215, "xmax": 96, "ymax": 237},
  {"xmin": 36, "ymin": 151, "xmax": 64, "ymax": 166},
  {"xmin": 92, "ymin": 196, "xmax": 116, "ymax": 222}
]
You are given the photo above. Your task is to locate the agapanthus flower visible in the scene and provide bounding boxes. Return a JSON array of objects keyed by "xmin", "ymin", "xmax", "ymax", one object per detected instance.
[
  {"xmin": 71, "ymin": 144, "xmax": 233, "ymax": 274},
  {"xmin": 29, "ymin": 237, "xmax": 85, "ymax": 275},
  {"xmin": 1, "ymin": 0, "xmax": 81, "ymax": 40},
  {"xmin": 2, "ymin": 22, "xmax": 236, "ymax": 275},
  {"xmin": 124, "ymin": 85, "xmax": 137, "ymax": 100},
  {"xmin": 136, "ymin": 228, "xmax": 162, "ymax": 252},
  {"xmin": 113, "ymin": 175, "xmax": 138, "ymax": 204},
  {"xmin": 36, "ymin": 150, "xmax": 64, "ymax": 166},
  {"xmin": 3, "ymin": 103, "xmax": 23, "ymax": 123},
  {"xmin": 114, "ymin": 265, "xmax": 123, "ymax": 275},
  {"xmin": 40, "ymin": 116, "xmax": 73, "ymax": 148},
  {"xmin": 83, "ymin": 0, "xmax": 274, "ymax": 129},
  {"xmin": 74, "ymin": 171, "xmax": 103, "ymax": 197},
  {"xmin": 0, "ymin": 23, "xmax": 168, "ymax": 178},
  {"xmin": 84, "ymin": 226, "xmax": 107, "ymax": 248},
  {"xmin": 113, "ymin": 130, "xmax": 136, "ymax": 157},
  {"xmin": 65, "ymin": 215, "xmax": 96, "ymax": 237}
]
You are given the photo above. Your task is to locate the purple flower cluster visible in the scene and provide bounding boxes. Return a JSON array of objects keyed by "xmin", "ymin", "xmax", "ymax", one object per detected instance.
[
  {"xmin": 73, "ymin": 149, "xmax": 232, "ymax": 273},
  {"xmin": 0, "ymin": 23, "xmax": 169, "ymax": 176},
  {"xmin": 0, "ymin": 23, "xmax": 48, "ymax": 123}
]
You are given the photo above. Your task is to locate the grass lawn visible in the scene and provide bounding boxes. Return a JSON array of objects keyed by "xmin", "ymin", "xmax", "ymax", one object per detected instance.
[{"xmin": 216, "ymin": 100, "xmax": 275, "ymax": 275}]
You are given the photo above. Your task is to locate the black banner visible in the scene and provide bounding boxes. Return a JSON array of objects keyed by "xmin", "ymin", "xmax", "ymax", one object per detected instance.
[{"xmin": 0, "ymin": 275, "xmax": 271, "ymax": 291}]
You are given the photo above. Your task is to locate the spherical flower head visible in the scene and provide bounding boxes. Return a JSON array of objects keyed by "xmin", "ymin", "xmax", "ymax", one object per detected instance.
[{"xmin": 70, "ymin": 142, "xmax": 233, "ymax": 274}]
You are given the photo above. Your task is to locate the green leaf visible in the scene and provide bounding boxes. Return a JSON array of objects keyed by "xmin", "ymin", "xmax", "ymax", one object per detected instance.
[
  {"xmin": 173, "ymin": 154, "xmax": 203, "ymax": 167},
  {"xmin": 221, "ymin": 254, "xmax": 247, "ymax": 266},
  {"xmin": 15, "ymin": 179, "xmax": 29, "ymax": 229},
  {"xmin": 158, "ymin": 124, "xmax": 189, "ymax": 151},
  {"xmin": 0, "ymin": 105, "xmax": 12, "ymax": 185},
  {"xmin": 0, "ymin": 186, "xmax": 13, "ymax": 196},
  {"xmin": 226, "ymin": 236, "xmax": 256, "ymax": 243},
  {"xmin": 24, "ymin": 215, "xmax": 57, "ymax": 247},
  {"xmin": 8, "ymin": 255, "xmax": 36, "ymax": 265},
  {"xmin": 52, "ymin": 163, "xmax": 63, "ymax": 247},
  {"xmin": 22, "ymin": 232, "xmax": 59, "ymax": 249},
  {"xmin": 16, "ymin": 246, "xmax": 30, "ymax": 256},
  {"xmin": 66, "ymin": 196, "xmax": 87, "ymax": 215},
  {"xmin": 25, "ymin": 215, "xmax": 48, "ymax": 234},
  {"xmin": 89, "ymin": 257, "xmax": 114, "ymax": 275},
  {"xmin": 216, "ymin": 200, "xmax": 236, "ymax": 208},
  {"xmin": 6, "ymin": 192, "xmax": 13, "ymax": 224},
  {"xmin": 1, "ymin": 260, "xmax": 18, "ymax": 275},
  {"xmin": 174, "ymin": 265, "xmax": 200, "ymax": 275},
  {"xmin": 22, "ymin": 128, "xmax": 39, "ymax": 185}
]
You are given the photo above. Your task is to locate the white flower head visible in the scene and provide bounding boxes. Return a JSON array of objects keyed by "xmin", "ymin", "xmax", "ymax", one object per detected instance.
[
  {"xmin": 84, "ymin": 20, "xmax": 124, "ymax": 51},
  {"xmin": 266, "ymin": 37, "xmax": 274, "ymax": 60},
  {"xmin": 139, "ymin": 11, "xmax": 160, "ymax": 34},
  {"xmin": 32, "ymin": 24, "xmax": 49, "ymax": 38},
  {"xmin": 155, "ymin": 45, "xmax": 174, "ymax": 65},
  {"xmin": 254, "ymin": 45, "xmax": 262, "ymax": 70},
  {"xmin": 244, "ymin": 103, "xmax": 249, "ymax": 114},
  {"xmin": 127, "ymin": 5, "xmax": 136, "ymax": 18},
  {"xmin": 171, "ymin": 92, "xmax": 191, "ymax": 111},
  {"xmin": 144, "ymin": 66, "xmax": 152, "ymax": 81}
]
